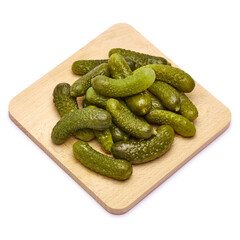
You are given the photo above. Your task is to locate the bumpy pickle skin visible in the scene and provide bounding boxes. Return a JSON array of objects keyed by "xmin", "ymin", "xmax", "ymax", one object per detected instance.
[
  {"xmin": 70, "ymin": 63, "xmax": 110, "ymax": 97},
  {"xmin": 53, "ymin": 83, "xmax": 95, "ymax": 141},
  {"xmin": 72, "ymin": 57, "xmax": 137, "ymax": 75},
  {"xmin": 106, "ymin": 98, "xmax": 153, "ymax": 139},
  {"xmin": 94, "ymin": 128, "xmax": 114, "ymax": 154},
  {"xmin": 179, "ymin": 92, "xmax": 198, "ymax": 121},
  {"xmin": 143, "ymin": 64, "xmax": 195, "ymax": 93},
  {"xmin": 108, "ymin": 48, "xmax": 169, "ymax": 67},
  {"xmin": 73, "ymin": 141, "xmax": 132, "ymax": 181},
  {"xmin": 148, "ymin": 81, "xmax": 181, "ymax": 112},
  {"xmin": 111, "ymin": 125, "xmax": 175, "ymax": 164},
  {"xmin": 51, "ymin": 107, "xmax": 112, "ymax": 144},
  {"xmin": 109, "ymin": 123, "xmax": 130, "ymax": 143},
  {"xmin": 91, "ymin": 67, "xmax": 156, "ymax": 98},
  {"xmin": 145, "ymin": 109, "xmax": 196, "ymax": 137}
]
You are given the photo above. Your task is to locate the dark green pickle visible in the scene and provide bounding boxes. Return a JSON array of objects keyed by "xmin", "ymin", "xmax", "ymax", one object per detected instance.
[
  {"xmin": 72, "ymin": 57, "xmax": 137, "ymax": 75},
  {"xmin": 70, "ymin": 63, "xmax": 110, "ymax": 97},
  {"xmin": 86, "ymin": 87, "xmax": 110, "ymax": 109},
  {"xmin": 109, "ymin": 123, "xmax": 130, "ymax": 143},
  {"xmin": 109, "ymin": 48, "xmax": 170, "ymax": 67},
  {"xmin": 111, "ymin": 125, "xmax": 175, "ymax": 164},
  {"xmin": 73, "ymin": 141, "xmax": 132, "ymax": 181}
]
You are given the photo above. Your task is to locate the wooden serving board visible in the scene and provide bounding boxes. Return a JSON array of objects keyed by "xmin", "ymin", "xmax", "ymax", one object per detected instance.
[{"xmin": 9, "ymin": 23, "xmax": 231, "ymax": 214}]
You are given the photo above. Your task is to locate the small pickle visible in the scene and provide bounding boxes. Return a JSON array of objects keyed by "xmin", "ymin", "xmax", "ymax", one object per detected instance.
[
  {"xmin": 148, "ymin": 81, "xmax": 181, "ymax": 112},
  {"xmin": 86, "ymin": 87, "xmax": 110, "ymax": 109},
  {"xmin": 72, "ymin": 57, "xmax": 137, "ymax": 75},
  {"xmin": 94, "ymin": 128, "xmax": 114, "ymax": 154},
  {"xmin": 111, "ymin": 125, "xmax": 175, "ymax": 164},
  {"xmin": 109, "ymin": 48, "xmax": 170, "ymax": 67},
  {"xmin": 109, "ymin": 123, "xmax": 130, "ymax": 143},
  {"xmin": 73, "ymin": 141, "xmax": 132, "ymax": 181},
  {"xmin": 106, "ymin": 98, "xmax": 154, "ymax": 139},
  {"xmin": 70, "ymin": 63, "xmax": 110, "ymax": 97},
  {"xmin": 179, "ymin": 92, "xmax": 198, "ymax": 121},
  {"xmin": 91, "ymin": 67, "xmax": 156, "ymax": 98},
  {"xmin": 145, "ymin": 91, "xmax": 165, "ymax": 110},
  {"xmin": 144, "ymin": 64, "xmax": 195, "ymax": 93},
  {"xmin": 53, "ymin": 83, "xmax": 94, "ymax": 141},
  {"xmin": 145, "ymin": 109, "xmax": 196, "ymax": 137}
]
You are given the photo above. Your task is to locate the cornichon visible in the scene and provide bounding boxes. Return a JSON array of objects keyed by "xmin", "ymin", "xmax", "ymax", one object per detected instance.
[
  {"xmin": 145, "ymin": 109, "xmax": 196, "ymax": 137},
  {"xmin": 106, "ymin": 98, "xmax": 154, "ymax": 139},
  {"xmin": 144, "ymin": 64, "xmax": 195, "ymax": 93},
  {"xmin": 86, "ymin": 87, "xmax": 110, "ymax": 109},
  {"xmin": 94, "ymin": 128, "xmax": 114, "ymax": 154},
  {"xmin": 125, "ymin": 91, "xmax": 152, "ymax": 116},
  {"xmin": 51, "ymin": 107, "xmax": 112, "ymax": 144},
  {"xmin": 111, "ymin": 125, "xmax": 175, "ymax": 164},
  {"xmin": 179, "ymin": 92, "xmax": 198, "ymax": 121},
  {"xmin": 108, "ymin": 48, "xmax": 170, "ymax": 67},
  {"xmin": 108, "ymin": 53, "xmax": 132, "ymax": 79},
  {"xmin": 145, "ymin": 91, "xmax": 165, "ymax": 110},
  {"xmin": 148, "ymin": 81, "xmax": 181, "ymax": 112},
  {"xmin": 73, "ymin": 141, "xmax": 132, "ymax": 181},
  {"xmin": 53, "ymin": 83, "xmax": 95, "ymax": 141},
  {"xmin": 72, "ymin": 57, "xmax": 137, "ymax": 75},
  {"xmin": 109, "ymin": 123, "xmax": 130, "ymax": 142},
  {"xmin": 91, "ymin": 67, "xmax": 156, "ymax": 97},
  {"xmin": 70, "ymin": 63, "xmax": 110, "ymax": 97}
]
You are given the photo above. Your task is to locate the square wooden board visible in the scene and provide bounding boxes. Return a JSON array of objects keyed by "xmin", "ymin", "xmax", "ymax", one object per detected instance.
[{"xmin": 9, "ymin": 23, "xmax": 231, "ymax": 214}]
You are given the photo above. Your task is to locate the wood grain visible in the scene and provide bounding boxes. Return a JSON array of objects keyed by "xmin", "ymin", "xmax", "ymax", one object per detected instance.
[{"xmin": 9, "ymin": 23, "xmax": 231, "ymax": 214}]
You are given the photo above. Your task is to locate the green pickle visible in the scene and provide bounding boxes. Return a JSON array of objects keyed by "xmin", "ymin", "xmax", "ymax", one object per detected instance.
[
  {"xmin": 51, "ymin": 107, "xmax": 112, "ymax": 144},
  {"xmin": 94, "ymin": 128, "xmax": 114, "ymax": 154},
  {"xmin": 86, "ymin": 87, "xmax": 110, "ymax": 109},
  {"xmin": 145, "ymin": 91, "xmax": 165, "ymax": 110},
  {"xmin": 109, "ymin": 48, "xmax": 170, "ymax": 67},
  {"xmin": 179, "ymin": 92, "xmax": 198, "ymax": 121},
  {"xmin": 109, "ymin": 123, "xmax": 130, "ymax": 143},
  {"xmin": 91, "ymin": 67, "xmax": 155, "ymax": 97},
  {"xmin": 72, "ymin": 57, "xmax": 137, "ymax": 75},
  {"xmin": 111, "ymin": 125, "xmax": 175, "ymax": 164},
  {"xmin": 106, "ymin": 98, "xmax": 154, "ymax": 139},
  {"xmin": 53, "ymin": 83, "xmax": 94, "ymax": 141},
  {"xmin": 73, "ymin": 141, "xmax": 132, "ymax": 181},
  {"xmin": 148, "ymin": 81, "xmax": 181, "ymax": 112},
  {"xmin": 70, "ymin": 63, "xmax": 110, "ymax": 97},
  {"xmin": 145, "ymin": 109, "xmax": 196, "ymax": 137},
  {"xmin": 144, "ymin": 64, "xmax": 195, "ymax": 93}
]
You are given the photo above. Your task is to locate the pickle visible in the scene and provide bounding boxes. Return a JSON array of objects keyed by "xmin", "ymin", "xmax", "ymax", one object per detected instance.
[
  {"xmin": 82, "ymin": 98, "xmax": 92, "ymax": 108},
  {"xmin": 72, "ymin": 57, "xmax": 137, "ymax": 75},
  {"xmin": 73, "ymin": 141, "xmax": 132, "ymax": 181},
  {"xmin": 144, "ymin": 64, "xmax": 195, "ymax": 93},
  {"xmin": 86, "ymin": 87, "xmax": 110, "ymax": 109},
  {"xmin": 94, "ymin": 128, "xmax": 114, "ymax": 154},
  {"xmin": 109, "ymin": 48, "xmax": 169, "ymax": 67},
  {"xmin": 51, "ymin": 107, "xmax": 112, "ymax": 144},
  {"xmin": 111, "ymin": 125, "xmax": 175, "ymax": 164},
  {"xmin": 109, "ymin": 123, "xmax": 130, "ymax": 142},
  {"xmin": 148, "ymin": 81, "xmax": 181, "ymax": 111},
  {"xmin": 70, "ymin": 63, "xmax": 110, "ymax": 97},
  {"xmin": 53, "ymin": 83, "xmax": 94, "ymax": 141},
  {"xmin": 91, "ymin": 67, "xmax": 155, "ymax": 97},
  {"xmin": 145, "ymin": 109, "xmax": 196, "ymax": 137},
  {"xmin": 106, "ymin": 98, "xmax": 154, "ymax": 139},
  {"xmin": 179, "ymin": 92, "xmax": 198, "ymax": 121},
  {"xmin": 145, "ymin": 91, "xmax": 165, "ymax": 110}
]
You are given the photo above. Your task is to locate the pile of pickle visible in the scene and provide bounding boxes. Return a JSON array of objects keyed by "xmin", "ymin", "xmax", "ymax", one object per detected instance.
[{"xmin": 51, "ymin": 48, "xmax": 198, "ymax": 181}]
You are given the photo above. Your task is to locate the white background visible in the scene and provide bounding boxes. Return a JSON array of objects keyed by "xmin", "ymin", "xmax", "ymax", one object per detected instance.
[{"xmin": 1, "ymin": 0, "xmax": 240, "ymax": 239}]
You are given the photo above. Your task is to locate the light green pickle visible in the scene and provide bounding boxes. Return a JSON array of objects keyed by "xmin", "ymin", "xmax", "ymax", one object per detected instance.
[
  {"xmin": 148, "ymin": 81, "xmax": 181, "ymax": 112},
  {"xmin": 111, "ymin": 125, "xmax": 175, "ymax": 164},
  {"xmin": 73, "ymin": 141, "xmax": 132, "ymax": 181},
  {"xmin": 53, "ymin": 83, "xmax": 94, "ymax": 141},
  {"xmin": 70, "ymin": 63, "xmax": 110, "ymax": 97},
  {"xmin": 145, "ymin": 109, "xmax": 196, "ymax": 137},
  {"xmin": 106, "ymin": 98, "xmax": 154, "ymax": 139},
  {"xmin": 94, "ymin": 128, "xmax": 114, "ymax": 154},
  {"xmin": 91, "ymin": 67, "xmax": 155, "ymax": 97},
  {"xmin": 86, "ymin": 87, "xmax": 110, "ymax": 109}
]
